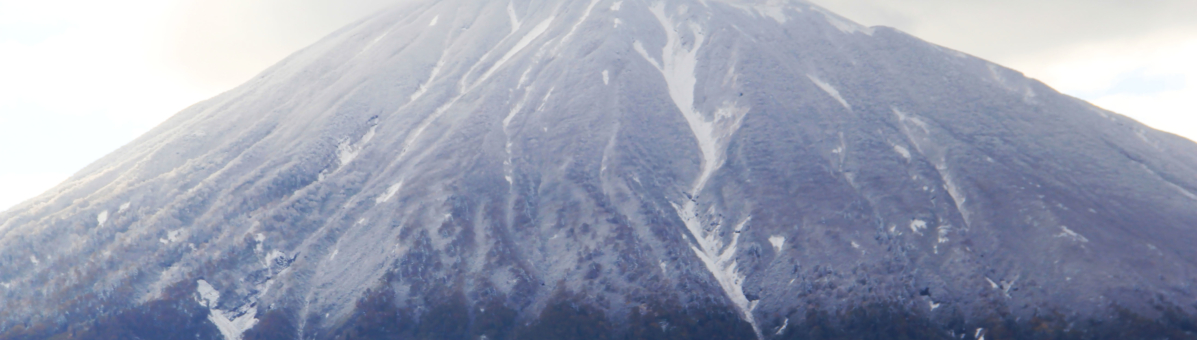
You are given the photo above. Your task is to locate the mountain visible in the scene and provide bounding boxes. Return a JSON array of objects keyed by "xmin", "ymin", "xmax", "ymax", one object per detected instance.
[{"xmin": 3, "ymin": 0, "xmax": 1197, "ymax": 339}]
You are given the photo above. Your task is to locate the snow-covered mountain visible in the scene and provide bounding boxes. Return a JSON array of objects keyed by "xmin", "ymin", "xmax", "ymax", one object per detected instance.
[{"xmin": 3, "ymin": 0, "xmax": 1197, "ymax": 339}]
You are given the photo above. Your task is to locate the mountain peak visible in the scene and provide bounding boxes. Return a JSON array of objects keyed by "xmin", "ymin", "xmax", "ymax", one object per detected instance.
[{"xmin": 3, "ymin": 0, "xmax": 1197, "ymax": 339}]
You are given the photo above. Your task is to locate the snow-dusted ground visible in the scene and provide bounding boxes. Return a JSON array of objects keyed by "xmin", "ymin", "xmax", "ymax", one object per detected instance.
[{"xmin": 2, "ymin": 0, "xmax": 1197, "ymax": 337}]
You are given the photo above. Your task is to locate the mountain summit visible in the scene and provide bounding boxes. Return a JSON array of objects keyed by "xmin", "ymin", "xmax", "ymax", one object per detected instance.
[{"xmin": 3, "ymin": 0, "xmax": 1197, "ymax": 339}]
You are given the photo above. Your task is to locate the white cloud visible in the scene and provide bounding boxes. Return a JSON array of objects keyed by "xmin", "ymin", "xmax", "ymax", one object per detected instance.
[
  {"xmin": 0, "ymin": 0, "xmax": 404, "ymax": 212},
  {"xmin": 813, "ymin": 0, "xmax": 1197, "ymax": 142},
  {"xmin": 0, "ymin": 0, "xmax": 214, "ymax": 210},
  {"xmin": 1029, "ymin": 36, "xmax": 1197, "ymax": 140},
  {"xmin": 160, "ymin": 0, "xmax": 401, "ymax": 91},
  {"xmin": 0, "ymin": 0, "xmax": 208, "ymax": 125},
  {"xmin": 0, "ymin": 173, "xmax": 70, "ymax": 213}
]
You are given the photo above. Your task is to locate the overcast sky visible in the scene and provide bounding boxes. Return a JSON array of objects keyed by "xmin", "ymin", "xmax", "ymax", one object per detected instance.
[{"xmin": 1, "ymin": 0, "xmax": 1194, "ymax": 211}]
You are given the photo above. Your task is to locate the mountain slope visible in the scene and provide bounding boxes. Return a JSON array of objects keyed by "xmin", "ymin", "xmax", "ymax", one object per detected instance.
[{"xmin": 3, "ymin": 0, "xmax": 1197, "ymax": 339}]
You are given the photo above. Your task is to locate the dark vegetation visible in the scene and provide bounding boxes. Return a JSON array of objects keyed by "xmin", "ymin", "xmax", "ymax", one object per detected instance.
[
  {"xmin": 325, "ymin": 283, "xmax": 483, "ymax": 340},
  {"xmin": 0, "ymin": 245, "xmax": 259, "ymax": 340},
  {"xmin": 318, "ymin": 283, "xmax": 756, "ymax": 340},
  {"xmin": 779, "ymin": 303, "xmax": 1197, "ymax": 340},
  {"xmin": 2, "ymin": 281, "xmax": 1194, "ymax": 340},
  {"xmin": 242, "ymin": 308, "xmax": 298, "ymax": 340},
  {"xmin": 780, "ymin": 304, "xmax": 950, "ymax": 340},
  {"xmin": 620, "ymin": 300, "xmax": 756, "ymax": 340},
  {"xmin": 0, "ymin": 280, "xmax": 219, "ymax": 340},
  {"xmin": 251, "ymin": 292, "xmax": 1197, "ymax": 340},
  {"xmin": 972, "ymin": 305, "xmax": 1197, "ymax": 340}
]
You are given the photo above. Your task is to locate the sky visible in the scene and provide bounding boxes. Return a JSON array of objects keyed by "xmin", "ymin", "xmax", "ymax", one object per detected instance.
[{"xmin": 0, "ymin": 0, "xmax": 1194, "ymax": 212}]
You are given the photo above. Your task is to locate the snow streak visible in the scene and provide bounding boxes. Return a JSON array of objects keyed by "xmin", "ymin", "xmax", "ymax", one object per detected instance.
[
  {"xmin": 806, "ymin": 74, "xmax": 850, "ymax": 110},
  {"xmin": 893, "ymin": 107, "xmax": 972, "ymax": 230},
  {"xmin": 401, "ymin": 13, "xmax": 555, "ymax": 160},
  {"xmin": 635, "ymin": 3, "xmax": 758, "ymax": 337},
  {"xmin": 197, "ymin": 280, "xmax": 258, "ymax": 340}
]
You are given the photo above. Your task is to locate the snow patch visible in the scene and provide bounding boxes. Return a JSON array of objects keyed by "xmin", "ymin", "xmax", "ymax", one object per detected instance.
[
  {"xmin": 376, "ymin": 181, "xmax": 404, "ymax": 204},
  {"xmin": 634, "ymin": 24, "xmax": 748, "ymax": 194},
  {"xmin": 1138, "ymin": 163, "xmax": 1197, "ymax": 200},
  {"xmin": 475, "ymin": 17, "xmax": 555, "ymax": 91},
  {"xmin": 614, "ymin": 18, "xmax": 622, "ymax": 28},
  {"xmin": 806, "ymin": 74, "xmax": 850, "ymax": 110},
  {"xmin": 254, "ymin": 233, "xmax": 266, "ymax": 253},
  {"xmin": 984, "ymin": 275, "xmax": 1018, "ymax": 298},
  {"xmin": 504, "ymin": 88, "xmax": 533, "ymax": 130},
  {"xmin": 678, "ymin": 215, "xmax": 760, "ymax": 338},
  {"xmin": 517, "ymin": 67, "xmax": 534, "ymax": 89},
  {"xmin": 29, "ymin": 255, "xmax": 38, "ymax": 265},
  {"xmin": 558, "ymin": 0, "xmax": 602, "ymax": 47},
  {"xmin": 600, "ymin": 122, "xmax": 620, "ymax": 176},
  {"xmin": 776, "ymin": 317, "xmax": 789, "ymax": 335},
  {"xmin": 602, "ymin": 70, "xmax": 609, "ymax": 85},
  {"xmin": 118, "ymin": 202, "xmax": 131, "ymax": 213},
  {"xmin": 910, "ymin": 219, "xmax": 927, "ymax": 235},
  {"xmin": 537, "ymin": 86, "xmax": 555, "ymax": 112},
  {"xmin": 197, "ymin": 280, "xmax": 258, "ymax": 340},
  {"xmin": 502, "ymin": 84, "xmax": 538, "ymax": 184},
  {"xmin": 610, "ymin": 1, "xmax": 622, "ymax": 11},
  {"xmin": 429, "ymin": 15, "xmax": 439, "ymax": 26},
  {"xmin": 436, "ymin": 7, "xmax": 550, "ymax": 152},
  {"xmin": 336, "ymin": 125, "xmax": 377, "ymax": 168},
  {"xmin": 891, "ymin": 107, "xmax": 929, "ymax": 132},
  {"xmin": 1056, "ymin": 226, "xmax": 1089, "ymax": 243},
  {"xmin": 929, "ymin": 300, "xmax": 941, "ymax": 311},
  {"xmin": 265, "ymin": 250, "xmax": 286, "ymax": 269},
  {"xmin": 197, "ymin": 280, "xmax": 220, "ymax": 307},
  {"xmin": 937, "ymin": 225, "xmax": 950, "ymax": 244},
  {"xmin": 411, "ymin": 51, "xmax": 447, "ymax": 102},
  {"xmin": 507, "ymin": 2, "xmax": 522, "ymax": 32},
  {"xmin": 357, "ymin": 26, "xmax": 396, "ymax": 57},
  {"xmin": 940, "ymin": 177, "xmax": 969, "ymax": 224},
  {"xmin": 768, "ymin": 235, "xmax": 785, "ymax": 253},
  {"xmin": 934, "ymin": 225, "xmax": 952, "ymax": 254},
  {"xmin": 161, "ymin": 229, "xmax": 184, "ymax": 245},
  {"xmin": 636, "ymin": 5, "xmax": 756, "ymax": 334},
  {"xmin": 1001, "ymin": 276, "xmax": 1019, "ymax": 297},
  {"xmin": 97, "ymin": 210, "xmax": 109, "ymax": 227},
  {"xmin": 893, "ymin": 107, "xmax": 972, "ymax": 229},
  {"xmin": 893, "ymin": 144, "xmax": 911, "ymax": 161}
]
